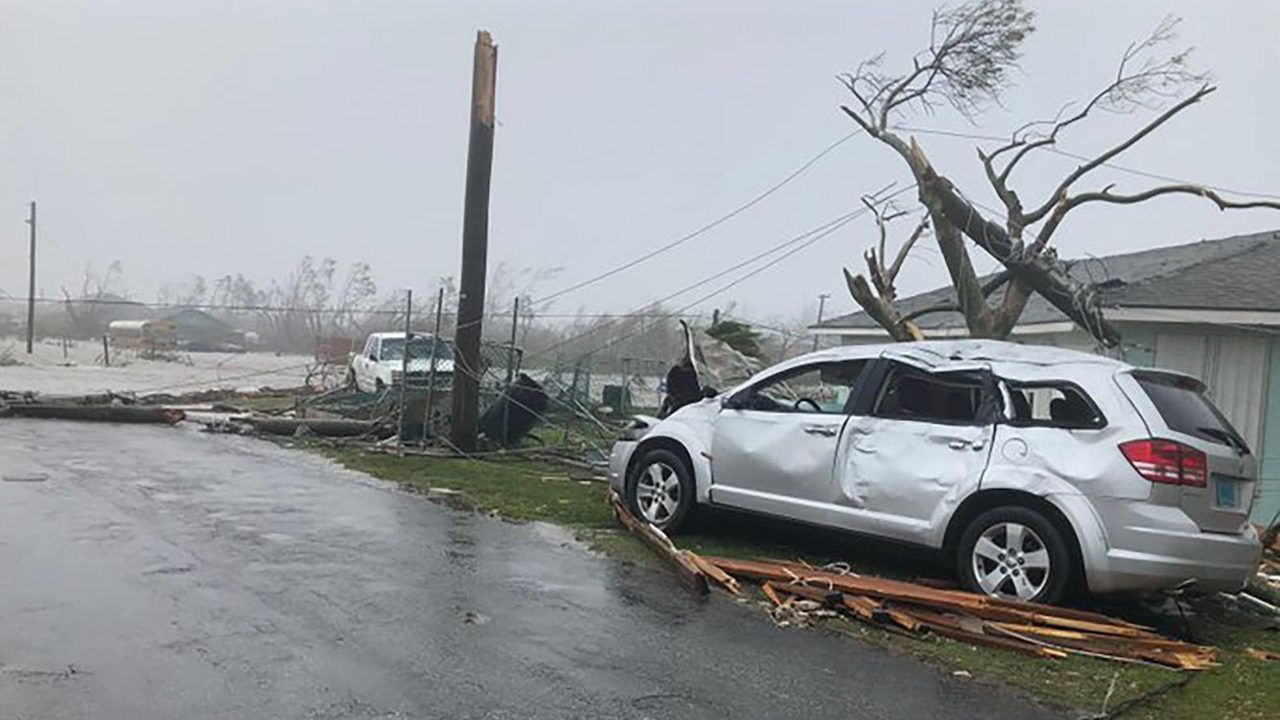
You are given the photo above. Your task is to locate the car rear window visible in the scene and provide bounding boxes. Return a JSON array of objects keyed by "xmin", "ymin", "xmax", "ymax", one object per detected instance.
[{"xmin": 1132, "ymin": 371, "xmax": 1248, "ymax": 452}]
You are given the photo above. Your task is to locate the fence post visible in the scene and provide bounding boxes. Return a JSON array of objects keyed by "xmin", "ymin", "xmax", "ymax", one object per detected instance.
[
  {"xmin": 501, "ymin": 297, "xmax": 519, "ymax": 446},
  {"xmin": 102, "ymin": 335, "xmax": 110, "ymax": 367},
  {"xmin": 422, "ymin": 288, "xmax": 445, "ymax": 447},
  {"xmin": 397, "ymin": 289, "xmax": 412, "ymax": 456}
]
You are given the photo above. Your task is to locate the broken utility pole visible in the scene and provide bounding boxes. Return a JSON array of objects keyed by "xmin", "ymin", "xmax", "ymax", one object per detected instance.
[
  {"xmin": 25, "ymin": 201, "xmax": 36, "ymax": 354},
  {"xmin": 450, "ymin": 30, "xmax": 498, "ymax": 453},
  {"xmin": 812, "ymin": 293, "xmax": 829, "ymax": 352}
]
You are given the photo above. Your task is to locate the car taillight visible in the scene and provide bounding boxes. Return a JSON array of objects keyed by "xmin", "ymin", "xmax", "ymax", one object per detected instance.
[{"xmin": 1119, "ymin": 439, "xmax": 1207, "ymax": 488}]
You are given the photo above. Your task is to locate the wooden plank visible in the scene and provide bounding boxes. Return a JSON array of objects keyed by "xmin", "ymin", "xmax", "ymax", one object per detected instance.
[
  {"xmin": 686, "ymin": 551, "xmax": 741, "ymax": 595},
  {"xmin": 610, "ymin": 493, "xmax": 708, "ymax": 596},
  {"xmin": 764, "ymin": 581, "xmax": 841, "ymax": 607},
  {"xmin": 708, "ymin": 556, "xmax": 1151, "ymax": 631}
]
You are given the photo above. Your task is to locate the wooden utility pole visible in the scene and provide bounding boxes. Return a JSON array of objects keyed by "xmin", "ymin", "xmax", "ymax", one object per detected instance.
[
  {"xmin": 25, "ymin": 201, "xmax": 36, "ymax": 354},
  {"xmin": 450, "ymin": 30, "xmax": 498, "ymax": 452},
  {"xmin": 812, "ymin": 293, "xmax": 829, "ymax": 352}
]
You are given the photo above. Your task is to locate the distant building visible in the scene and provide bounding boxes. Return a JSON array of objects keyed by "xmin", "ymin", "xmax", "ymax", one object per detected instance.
[{"xmin": 811, "ymin": 230, "xmax": 1280, "ymax": 523}]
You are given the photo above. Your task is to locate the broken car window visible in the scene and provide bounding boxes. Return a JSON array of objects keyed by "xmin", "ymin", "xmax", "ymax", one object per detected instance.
[
  {"xmin": 1003, "ymin": 382, "xmax": 1105, "ymax": 429},
  {"xmin": 872, "ymin": 363, "xmax": 985, "ymax": 424},
  {"xmin": 739, "ymin": 360, "xmax": 867, "ymax": 414}
]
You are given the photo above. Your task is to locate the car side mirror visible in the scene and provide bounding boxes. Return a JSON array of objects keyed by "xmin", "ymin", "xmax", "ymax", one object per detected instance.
[
  {"xmin": 368, "ymin": 353, "xmax": 377, "ymax": 362},
  {"xmin": 701, "ymin": 386, "xmax": 719, "ymax": 399},
  {"xmin": 723, "ymin": 391, "xmax": 750, "ymax": 410}
]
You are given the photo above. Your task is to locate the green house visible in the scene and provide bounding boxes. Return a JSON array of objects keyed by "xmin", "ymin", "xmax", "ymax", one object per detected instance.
[{"xmin": 812, "ymin": 230, "xmax": 1280, "ymax": 524}]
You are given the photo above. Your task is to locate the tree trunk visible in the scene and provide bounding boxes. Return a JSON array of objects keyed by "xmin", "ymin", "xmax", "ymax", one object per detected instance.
[{"xmin": 922, "ymin": 174, "xmax": 1121, "ymax": 347}]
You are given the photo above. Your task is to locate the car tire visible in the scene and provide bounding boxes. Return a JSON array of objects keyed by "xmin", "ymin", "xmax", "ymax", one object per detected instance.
[
  {"xmin": 375, "ymin": 379, "xmax": 386, "ymax": 393},
  {"xmin": 956, "ymin": 506, "xmax": 1071, "ymax": 605},
  {"xmin": 625, "ymin": 448, "xmax": 695, "ymax": 533}
]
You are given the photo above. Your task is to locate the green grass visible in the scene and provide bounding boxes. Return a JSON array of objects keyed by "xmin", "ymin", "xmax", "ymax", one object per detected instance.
[{"xmin": 321, "ymin": 447, "xmax": 1280, "ymax": 718}]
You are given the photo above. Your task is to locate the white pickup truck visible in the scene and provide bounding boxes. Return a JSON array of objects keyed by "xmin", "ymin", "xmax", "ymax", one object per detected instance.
[{"xmin": 349, "ymin": 332, "xmax": 454, "ymax": 393}]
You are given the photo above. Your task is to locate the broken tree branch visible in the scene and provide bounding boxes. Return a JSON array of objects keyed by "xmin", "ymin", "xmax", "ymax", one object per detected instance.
[{"xmin": 1023, "ymin": 84, "xmax": 1216, "ymax": 224}]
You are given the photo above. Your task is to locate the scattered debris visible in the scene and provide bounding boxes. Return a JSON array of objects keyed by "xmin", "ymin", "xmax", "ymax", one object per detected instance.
[
  {"xmin": 230, "ymin": 416, "xmax": 382, "ymax": 438},
  {"xmin": 610, "ymin": 490, "xmax": 1219, "ymax": 670},
  {"xmin": 479, "ymin": 373, "xmax": 549, "ymax": 447},
  {"xmin": 1244, "ymin": 647, "xmax": 1280, "ymax": 662},
  {"xmin": 0, "ymin": 403, "xmax": 183, "ymax": 424},
  {"xmin": 609, "ymin": 492, "xmax": 708, "ymax": 595},
  {"xmin": 2, "ymin": 474, "xmax": 49, "ymax": 483},
  {"xmin": 704, "ymin": 556, "xmax": 1217, "ymax": 669},
  {"xmin": 142, "ymin": 563, "xmax": 196, "ymax": 576}
]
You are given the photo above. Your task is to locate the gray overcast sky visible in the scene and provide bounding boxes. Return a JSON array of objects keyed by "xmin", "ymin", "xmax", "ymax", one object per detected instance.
[{"xmin": 2, "ymin": 0, "xmax": 1278, "ymax": 324}]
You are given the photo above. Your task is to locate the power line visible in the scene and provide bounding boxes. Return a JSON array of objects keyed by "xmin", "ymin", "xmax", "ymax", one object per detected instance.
[
  {"xmin": 525, "ymin": 207, "xmax": 867, "ymax": 361},
  {"xmin": 891, "ymin": 124, "xmax": 1280, "ymax": 202},
  {"xmin": 528, "ymin": 129, "xmax": 864, "ymax": 309},
  {"xmin": 540, "ymin": 184, "xmax": 918, "ymax": 361},
  {"xmin": 0, "ymin": 294, "xmax": 707, "ymax": 322}
]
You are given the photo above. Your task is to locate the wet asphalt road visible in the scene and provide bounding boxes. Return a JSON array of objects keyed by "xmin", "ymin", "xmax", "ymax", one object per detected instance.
[{"xmin": 0, "ymin": 421, "xmax": 1063, "ymax": 720}]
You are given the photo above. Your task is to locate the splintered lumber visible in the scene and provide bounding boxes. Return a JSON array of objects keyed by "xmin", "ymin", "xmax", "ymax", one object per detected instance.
[
  {"xmin": 1245, "ymin": 647, "xmax": 1280, "ymax": 662},
  {"xmin": 1, "ymin": 404, "xmax": 184, "ymax": 424},
  {"xmin": 841, "ymin": 594, "xmax": 880, "ymax": 622},
  {"xmin": 686, "ymin": 552, "xmax": 741, "ymax": 595},
  {"xmin": 702, "ymin": 555, "xmax": 1217, "ymax": 670},
  {"xmin": 764, "ymin": 581, "xmax": 842, "ymax": 608},
  {"xmin": 703, "ymin": 556, "xmax": 1147, "ymax": 632},
  {"xmin": 609, "ymin": 492, "xmax": 708, "ymax": 595}
]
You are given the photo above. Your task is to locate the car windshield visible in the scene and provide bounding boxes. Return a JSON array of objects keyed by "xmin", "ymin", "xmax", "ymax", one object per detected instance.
[
  {"xmin": 379, "ymin": 337, "xmax": 447, "ymax": 362},
  {"xmin": 1133, "ymin": 371, "xmax": 1248, "ymax": 452}
]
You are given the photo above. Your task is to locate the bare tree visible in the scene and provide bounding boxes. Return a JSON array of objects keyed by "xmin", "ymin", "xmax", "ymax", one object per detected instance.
[
  {"xmin": 842, "ymin": 194, "xmax": 932, "ymax": 341},
  {"xmin": 839, "ymin": 1, "xmax": 1280, "ymax": 346}
]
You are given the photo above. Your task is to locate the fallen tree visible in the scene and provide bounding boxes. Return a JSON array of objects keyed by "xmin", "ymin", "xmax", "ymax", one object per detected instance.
[{"xmin": 839, "ymin": 1, "xmax": 1280, "ymax": 346}]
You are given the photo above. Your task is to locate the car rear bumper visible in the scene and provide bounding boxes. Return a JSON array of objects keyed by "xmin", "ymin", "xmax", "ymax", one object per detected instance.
[{"xmin": 1074, "ymin": 496, "xmax": 1263, "ymax": 594}]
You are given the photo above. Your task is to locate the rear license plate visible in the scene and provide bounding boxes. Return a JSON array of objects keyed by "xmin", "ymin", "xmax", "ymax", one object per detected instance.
[{"xmin": 1215, "ymin": 478, "xmax": 1238, "ymax": 508}]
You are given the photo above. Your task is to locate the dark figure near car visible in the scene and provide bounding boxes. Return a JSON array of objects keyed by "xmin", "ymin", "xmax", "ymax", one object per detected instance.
[{"xmin": 660, "ymin": 357, "xmax": 701, "ymax": 418}]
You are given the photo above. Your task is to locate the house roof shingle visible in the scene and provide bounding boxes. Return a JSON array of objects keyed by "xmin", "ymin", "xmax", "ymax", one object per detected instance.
[{"xmin": 815, "ymin": 230, "xmax": 1280, "ymax": 331}]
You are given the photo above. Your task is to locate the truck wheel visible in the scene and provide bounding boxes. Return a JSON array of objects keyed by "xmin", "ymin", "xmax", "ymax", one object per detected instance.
[
  {"xmin": 957, "ymin": 506, "xmax": 1071, "ymax": 605},
  {"xmin": 625, "ymin": 448, "xmax": 694, "ymax": 533}
]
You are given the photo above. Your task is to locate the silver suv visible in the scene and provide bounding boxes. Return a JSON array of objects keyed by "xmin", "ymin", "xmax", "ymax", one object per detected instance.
[{"xmin": 610, "ymin": 340, "xmax": 1262, "ymax": 604}]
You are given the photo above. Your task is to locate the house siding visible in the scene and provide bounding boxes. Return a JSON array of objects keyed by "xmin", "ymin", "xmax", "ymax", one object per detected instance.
[{"xmin": 1257, "ymin": 338, "xmax": 1280, "ymax": 526}]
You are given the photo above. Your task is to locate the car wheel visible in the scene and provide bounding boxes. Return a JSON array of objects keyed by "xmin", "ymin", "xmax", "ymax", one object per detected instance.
[
  {"xmin": 625, "ymin": 448, "xmax": 694, "ymax": 533},
  {"xmin": 375, "ymin": 379, "xmax": 386, "ymax": 393},
  {"xmin": 957, "ymin": 506, "xmax": 1070, "ymax": 605}
]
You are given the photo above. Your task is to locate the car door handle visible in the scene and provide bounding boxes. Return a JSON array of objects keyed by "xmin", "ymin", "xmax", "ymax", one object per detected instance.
[
  {"xmin": 803, "ymin": 425, "xmax": 838, "ymax": 437},
  {"xmin": 948, "ymin": 440, "xmax": 970, "ymax": 450}
]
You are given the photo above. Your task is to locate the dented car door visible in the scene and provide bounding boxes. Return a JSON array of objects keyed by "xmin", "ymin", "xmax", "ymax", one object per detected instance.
[
  {"xmin": 835, "ymin": 359, "xmax": 997, "ymax": 545},
  {"xmin": 709, "ymin": 360, "xmax": 868, "ymax": 521}
]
